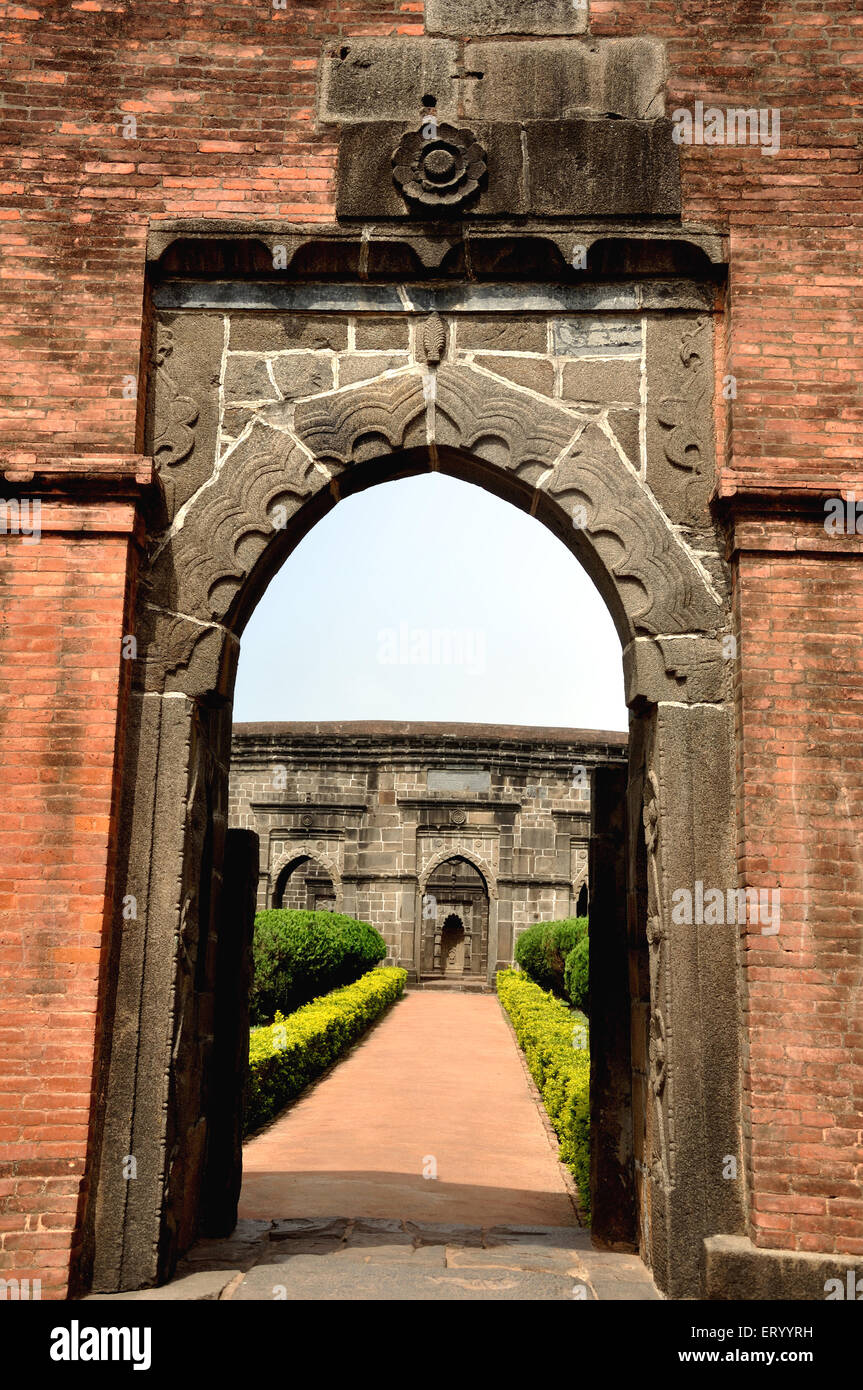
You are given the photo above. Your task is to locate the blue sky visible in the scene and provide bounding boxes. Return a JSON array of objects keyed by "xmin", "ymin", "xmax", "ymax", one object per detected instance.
[{"xmin": 233, "ymin": 473, "xmax": 628, "ymax": 731}]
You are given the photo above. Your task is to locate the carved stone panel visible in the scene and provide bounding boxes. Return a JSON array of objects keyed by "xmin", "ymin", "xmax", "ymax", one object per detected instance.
[
  {"xmin": 148, "ymin": 314, "xmax": 224, "ymax": 518},
  {"xmin": 645, "ymin": 315, "xmax": 716, "ymax": 525}
]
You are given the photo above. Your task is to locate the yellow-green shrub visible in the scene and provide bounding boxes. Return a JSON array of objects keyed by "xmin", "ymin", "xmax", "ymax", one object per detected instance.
[
  {"xmin": 496, "ymin": 968, "xmax": 591, "ymax": 1214},
  {"xmin": 246, "ymin": 966, "xmax": 407, "ymax": 1134}
]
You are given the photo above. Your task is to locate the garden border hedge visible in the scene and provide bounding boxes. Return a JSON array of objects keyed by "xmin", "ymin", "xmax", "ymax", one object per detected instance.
[
  {"xmin": 246, "ymin": 966, "xmax": 407, "ymax": 1134},
  {"xmin": 496, "ymin": 968, "xmax": 590, "ymax": 1214}
]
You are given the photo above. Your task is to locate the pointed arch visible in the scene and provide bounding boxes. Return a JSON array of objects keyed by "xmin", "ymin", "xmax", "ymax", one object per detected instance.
[
  {"xmin": 269, "ymin": 847, "xmax": 344, "ymax": 912},
  {"xmin": 419, "ymin": 846, "xmax": 497, "ymax": 900}
]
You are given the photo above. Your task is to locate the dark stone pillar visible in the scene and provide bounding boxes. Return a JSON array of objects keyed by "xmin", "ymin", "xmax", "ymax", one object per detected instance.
[
  {"xmin": 200, "ymin": 827, "xmax": 259, "ymax": 1237},
  {"xmin": 589, "ymin": 763, "xmax": 638, "ymax": 1249}
]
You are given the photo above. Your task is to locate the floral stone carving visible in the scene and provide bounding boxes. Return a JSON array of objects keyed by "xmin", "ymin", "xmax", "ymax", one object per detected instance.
[{"xmin": 392, "ymin": 124, "xmax": 486, "ymax": 209}]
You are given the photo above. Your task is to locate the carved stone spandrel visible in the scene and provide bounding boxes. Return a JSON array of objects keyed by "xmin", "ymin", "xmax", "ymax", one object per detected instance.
[
  {"xmin": 293, "ymin": 370, "xmax": 428, "ymax": 466},
  {"xmin": 433, "ymin": 362, "xmax": 574, "ymax": 483},
  {"xmin": 544, "ymin": 422, "xmax": 721, "ymax": 637},
  {"xmin": 148, "ymin": 313, "xmax": 224, "ymax": 519},
  {"xmin": 645, "ymin": 315, "xmax": 716, "ymax": 526},
  {"xmin": 149, "ymin": 422, "xmax": 324, "ymax": 629}
]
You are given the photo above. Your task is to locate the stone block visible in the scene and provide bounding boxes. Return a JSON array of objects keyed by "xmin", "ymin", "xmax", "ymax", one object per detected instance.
[
  {"xmin": 705, "ymin": 1235, "xmax": 863, "ymax": 1301},
  {"xmin": 457, "ymin": 316, "xmax": 548, "ymax": 352},
  {"xmin": 645, "ymin": 314, "xmax": 716, "ymax": 525},
  {"xmin": 271, "ymin": 354, "xmax": 333, "ymax": 400},
  {"xmin": 623, "ymin": 637, "xmax": 726, "ymax": 707},
  {"xmin": 561, "ymin": 359, "xmax": 641, "ymax": 404},
  {"xmin": 223, "ymin": 356, "xmax": 277, "ymax": 403},
  {"xmin": 230, "ymin": 315, "xmax": 348, "ymax": 352},
  {"xmin": 355, "ymin": 317, "xmax": 411, "ymax": 350},
  {"xmin": 480, "ymin": 355, "xmax": 555, "ymax": 395},
  {"xmin": 525, "ymin": 119, "xmax": 681, "ymax": 218},
  {"xmin": 462, "ymin": 38, "xmax": 666, "ymax": 121},
  {"xmin": 427, "ymin": 0, "xmax": 588, "ymax": 35},
  {"xmin": 336, "ymin": 120, "xmax": 525, "ymax": 219},
  {"xmin": 318, "ymin": 38, "xmax": 460, "ymax": 123},
  {"xmin": 148, "ymin": 312, "xmax": 224, "ymax": 517},
  {"xmin": 336, "ymin": 116, "xmax": 678, "ymax": 220},
  {"xmin": 608, "ymin": 409, "xmax": 641, "ymax": 465},
  {"xmin": 338, "ymin": 353, "xmax": 410, "ymax": 385},
  {"xmin": 554, "ymin": 316, "xmax": 642, "ymax": 357}
]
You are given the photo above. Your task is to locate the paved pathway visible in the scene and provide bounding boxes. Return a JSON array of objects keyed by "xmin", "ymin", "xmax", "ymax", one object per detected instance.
[
  {"xmin": 239, "ymin": 991, "xmax": 577, "ymax": 1228},
  {"xmin": 88, "ymin": 991, "xmax": 659, "ymax": 1300}
]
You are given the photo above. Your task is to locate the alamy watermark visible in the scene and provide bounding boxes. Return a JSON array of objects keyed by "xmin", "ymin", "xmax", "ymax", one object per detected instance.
[
  {"xmin": 824, "ymin": 494, "xmax": 863, "ymax": 535},
  {"xmin": 0, "ymin": 496, "xmax": 41, "ymax": 544},
  {"xmin": 377, "ymin": 623, "xmax": 486, "ymax": 675},
  {"xmin": 671, "ymin": 102, "xmax": 780, "ymax": 157},
  {"xmin": 671, "ymin": 881, "xmax": 780, "ymax": 934}
]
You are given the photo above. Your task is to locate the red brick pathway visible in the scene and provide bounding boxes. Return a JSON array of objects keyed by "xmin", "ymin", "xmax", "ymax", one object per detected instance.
[{"xmin": 239, "ymin": 991, "xmax": 578, "ymax": 1228}]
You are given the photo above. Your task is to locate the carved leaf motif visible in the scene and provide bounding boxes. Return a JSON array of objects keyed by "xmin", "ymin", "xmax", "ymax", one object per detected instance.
[
  {"xmin": 422, "ymin": 313, "xmax": 447, "ymax": 365},
  {"xmin": 154, "ymin": 393, "xmax": 200, "ymax": 467},
  {"xmin": 649, "ymin": 1009, "xmax": 667, "ymax": 1096}
]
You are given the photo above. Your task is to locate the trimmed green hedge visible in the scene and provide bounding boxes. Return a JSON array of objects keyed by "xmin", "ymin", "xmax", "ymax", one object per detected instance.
[
  {"xmin": 250, "ymin": 909, "xmax": 387, "ymax": 1025},
  {"xmin": 563, "ymin": 934, "xmax": 589, "ymax": 1013},
  {"xmin": 514, "ymin": 916, "xmax": 589, "ymax": 1008},
  {"xmin": 246, "ymin": 966, "xmax": 407, "ymax": 1134},
  {"xmin": 496, "ymin": 968, "xmax": 590, "ymax": 1215}
]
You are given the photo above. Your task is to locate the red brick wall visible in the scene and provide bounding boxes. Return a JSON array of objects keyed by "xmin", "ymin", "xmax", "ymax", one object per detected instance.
[
  {"xmin": 1, "ymin": 0, "xmax": 861, "ymax": 1293},
  {"xmin": 732, "ymin": 517, "xmax": 863, "ymax": 1257},
  {"xmin": 0, "ymin": 492, "xmax": 140, "ymax": 1298}
]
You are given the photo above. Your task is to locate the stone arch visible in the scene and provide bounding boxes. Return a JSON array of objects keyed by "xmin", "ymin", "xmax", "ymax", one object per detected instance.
[
  {"xmin": 136, "ymin": 364, "xmax": 725, "ymax": 700},
  {"xmin": 94, "ymin": 353, "xmax": 742, "ymax": 1304},
  {"xmin": 419, "ymin": 845, "xmax": 498, "ymax": 900},
  {"xmin": 269, "ymin": 847, "xmax": 343, "ymax": 912},
  {"xmin": 573, "ymin": 861, "xmax": 589, "ymax": 900}
]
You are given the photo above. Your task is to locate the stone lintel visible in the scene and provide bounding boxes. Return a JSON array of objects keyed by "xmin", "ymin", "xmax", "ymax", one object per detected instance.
[
  {"xmin": 336, "ymin": 119, "xmax": 680, "ymax": 220},
  {"xmin": 153, "ymin": 279, "xmax": 715, "ymax": 314}
]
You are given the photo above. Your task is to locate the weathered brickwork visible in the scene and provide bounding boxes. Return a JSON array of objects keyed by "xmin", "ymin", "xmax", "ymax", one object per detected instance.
[
  {"xmin": 229, "ymin": 721, "xmax": 619, "ymax": 977},
  {"xmin": 0, "ymin": 481, "xmax": 145, "ymax": 1300},
  {"xmin": 0, "ymin": 0, "xmax": 860, "ymax": 1301},
  {"xmin": 730, "ymin": 512, "xmax": 863, "ymax": 1260}
]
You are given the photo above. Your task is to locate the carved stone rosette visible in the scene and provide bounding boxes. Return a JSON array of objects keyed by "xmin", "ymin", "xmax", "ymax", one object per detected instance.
[{"xmin": 392, "ymin": 124, "xmax": 487, "ymax": 209}]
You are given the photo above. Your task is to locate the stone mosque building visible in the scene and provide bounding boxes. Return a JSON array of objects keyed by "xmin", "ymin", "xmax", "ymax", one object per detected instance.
[{"xmin": 229, "ymin": 721, "xmax": 628, "ymax": 982}]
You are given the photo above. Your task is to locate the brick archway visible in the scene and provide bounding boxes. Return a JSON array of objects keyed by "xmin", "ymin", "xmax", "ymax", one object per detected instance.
[{"xmin": 91, "ymin": 351, "xmax": 741, "ymax": 1301}]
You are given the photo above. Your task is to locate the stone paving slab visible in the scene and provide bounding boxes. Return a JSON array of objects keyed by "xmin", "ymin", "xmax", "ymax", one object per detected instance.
[
  {"xmin": 85, "ymin": 1219, "xmax": 660, "ymax": 1301},
  {"xmin": 231, "ymin": 1255, "xmax": 578, "ymax": 1302},
  {"xmin": 86, "ymin": 1269, "xmax": 241, "ymax": 1302}
]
